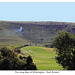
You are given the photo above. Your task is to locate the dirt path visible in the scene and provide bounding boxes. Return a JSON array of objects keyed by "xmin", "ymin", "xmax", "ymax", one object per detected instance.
[
  {"xmin": 20, "ymin": 52, "xmax": 28, "ymax": 56},
  {"xmin": 19, "ymin": 48, "xmax": 28, "ymax": 56},
  {"xmin": 15, "ymin": 46, "xmax": 28, "ymax": 56},
  {"xmin": 40, "ymin": 47, "xmax": 55, "ymax": 53}
]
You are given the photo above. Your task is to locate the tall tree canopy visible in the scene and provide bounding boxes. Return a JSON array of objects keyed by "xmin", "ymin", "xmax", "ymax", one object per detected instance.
[{"xmin": 53, "ymin": 31, "xmax": 75, "ymax": 70}]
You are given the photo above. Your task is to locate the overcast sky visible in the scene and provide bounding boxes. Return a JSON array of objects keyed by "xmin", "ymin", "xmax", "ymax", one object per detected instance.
[{"xmin": 0, "ymin": 2, "xmax": 75, "ymax": 22}]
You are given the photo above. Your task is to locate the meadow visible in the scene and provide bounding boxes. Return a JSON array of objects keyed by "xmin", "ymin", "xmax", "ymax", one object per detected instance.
[{"xmin": 21, "ymin": 46, "xmax": 63, "ymax": 70}]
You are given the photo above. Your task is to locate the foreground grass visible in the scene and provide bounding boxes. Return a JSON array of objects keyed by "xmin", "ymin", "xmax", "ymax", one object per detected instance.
[{"xmin": 21, "ymin": 46, "xmax": 63, "ymax": 70}]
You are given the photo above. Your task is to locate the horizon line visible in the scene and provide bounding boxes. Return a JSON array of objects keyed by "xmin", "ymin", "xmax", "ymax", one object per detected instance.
[{"xmin": 0, "ymin": 20, "xmax": 75, "ymax": 23}]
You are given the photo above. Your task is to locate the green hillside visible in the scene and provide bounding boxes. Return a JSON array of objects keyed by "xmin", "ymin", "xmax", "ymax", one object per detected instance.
[
  {"xmin": 21, "ymin": 46, "xmax": 63, "ymax": 70},
  {"xmin": 0, "ymin": 21, "xmax": 75, "ymax": 45}
]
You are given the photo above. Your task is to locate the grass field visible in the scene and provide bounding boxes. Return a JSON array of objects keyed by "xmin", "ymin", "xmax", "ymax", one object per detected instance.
[{"xmin": 21, "ymin": 46, "xmax": 63, "ymax": 70}]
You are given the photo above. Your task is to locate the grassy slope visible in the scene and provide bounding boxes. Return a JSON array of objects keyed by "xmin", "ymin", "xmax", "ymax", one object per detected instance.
[
  {"xmin": 0, "ymin": 21, "xmax": 75, "ymax": 45},
  {"xmin": 21, "ymin": 46, "xmax": 63, "ymax": 70}
]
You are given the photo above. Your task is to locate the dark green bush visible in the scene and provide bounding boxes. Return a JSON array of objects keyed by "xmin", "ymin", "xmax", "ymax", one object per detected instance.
[{"xmin": 0, "ymin": 47, "xmax": 37, "ymax": 70}]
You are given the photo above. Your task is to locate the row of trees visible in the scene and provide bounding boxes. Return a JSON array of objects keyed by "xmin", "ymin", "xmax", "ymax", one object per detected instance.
[{"xmin": 0, "ymin": 47, "xmax": 37, "ymax": 70}]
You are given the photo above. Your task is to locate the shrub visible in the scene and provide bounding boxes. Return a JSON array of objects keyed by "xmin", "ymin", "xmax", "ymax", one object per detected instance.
[{"xmin": 0, "ymin": 47, "xmax": 37, "ymax": 70}]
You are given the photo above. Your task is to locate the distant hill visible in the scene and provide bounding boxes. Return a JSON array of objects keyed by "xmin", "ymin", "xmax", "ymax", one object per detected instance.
[{"xmin": 0, "ymin": 21, "xmax": 75, "ymax": 45}]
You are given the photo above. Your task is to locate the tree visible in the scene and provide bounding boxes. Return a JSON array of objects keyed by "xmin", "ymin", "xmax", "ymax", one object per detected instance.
[
  {"xmin": 53, "ymin": 31, "xmax": 75, "ymax": 70},
  {"xmin": 0, "ymin": 47, "xmax": 37, "ymax": 70},
  {"xmin": 26, "ymin": 56, "xmax": 37, "ymax": 70},
  {"xmin": 26, "ymin": 56, "xmax": 33, "ymax": 65}
]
